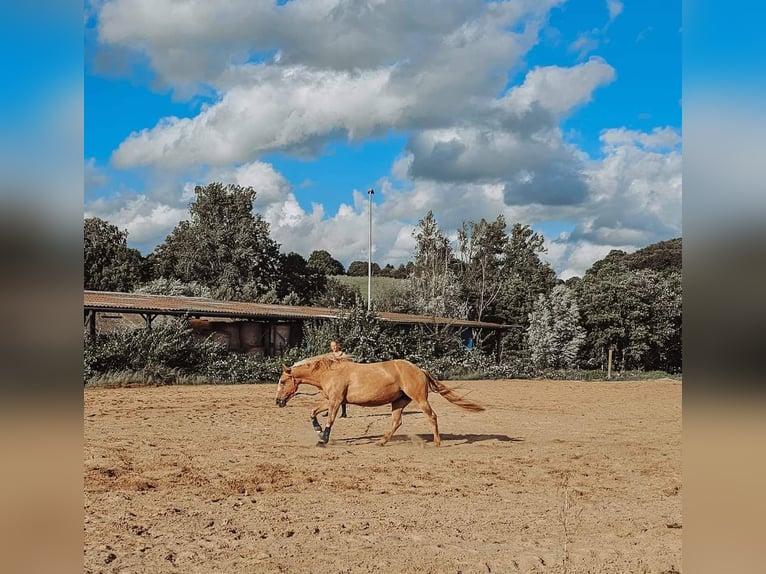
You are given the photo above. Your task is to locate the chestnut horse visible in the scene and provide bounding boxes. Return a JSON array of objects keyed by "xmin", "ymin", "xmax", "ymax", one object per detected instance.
[{"xmin": 275, "ymin": 356, "xmax": 484, "ymax": 445}]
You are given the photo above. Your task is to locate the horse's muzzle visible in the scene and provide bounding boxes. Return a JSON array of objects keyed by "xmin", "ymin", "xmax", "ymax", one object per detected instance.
[{"xmin": 276, "ymin": 398, "xmax": 287, "ymax": 407}]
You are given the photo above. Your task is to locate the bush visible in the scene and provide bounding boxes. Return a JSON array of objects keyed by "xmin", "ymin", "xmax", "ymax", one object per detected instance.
[
  {"xmin": 84, "ymin": 311, "xmax": 680, "ymax": 386},
  {"xmin": 85, "ymin": 318, "xmax": 226, "ymax": 382}
]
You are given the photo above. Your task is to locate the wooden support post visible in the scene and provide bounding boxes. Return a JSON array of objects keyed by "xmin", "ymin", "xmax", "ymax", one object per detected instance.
[
  {"xmin": 84, "ymin": 310, "xmax": 96, "ymax": 339},
  {"xmin": 607, "ymin": 348, "xmax": 613, "ymax": 379}
]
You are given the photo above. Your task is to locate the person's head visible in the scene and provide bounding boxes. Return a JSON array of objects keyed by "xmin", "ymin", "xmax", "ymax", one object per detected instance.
[{"xmin": 330, "ymin": 340, "xmax": 341, "ymax": 353}]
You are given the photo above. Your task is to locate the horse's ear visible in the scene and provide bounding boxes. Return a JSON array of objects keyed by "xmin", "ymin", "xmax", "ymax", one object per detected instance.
[{"xmin": 282, "ymin": 364, "xmax": 290, "ymax": 374}]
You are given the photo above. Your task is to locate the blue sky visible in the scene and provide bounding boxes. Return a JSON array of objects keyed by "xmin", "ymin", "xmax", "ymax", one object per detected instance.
[{"xmin": 84, "ymin": 0, "xmax": 681, "ymax": 279}]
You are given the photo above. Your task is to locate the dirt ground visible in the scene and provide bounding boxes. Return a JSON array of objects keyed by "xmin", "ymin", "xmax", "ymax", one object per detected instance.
[{"xmin": 84, "ymin": 378, "xmax": 682, "ymax": 573}]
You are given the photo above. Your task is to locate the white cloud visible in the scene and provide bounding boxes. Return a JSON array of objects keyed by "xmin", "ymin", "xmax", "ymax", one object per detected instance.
[
  {"xmin": 106, "ymin": 0, "xmax": 564, "ymax": 168},
  {"xmin": 98, "ymin": 0, "xmax": 562, "ymax": 91},
  {"xmin": 85, "ymin": 158, "xmax": 108, "ymax": 194},
  {"xmin": 607, "ymin": 1, "xmax": 623, "ymax": 23},
  {"xmin": 112, "ymin": 66, "xmax": 408, "ymax": 168},
  {"xmin": 85, "ymin": 193, "xmax": 188, "ymax": 252},
  {"xmin": 600, "ymin": 126, "xmax": 682, "ymax": 150},
  {"xmin": 569, "ymin": 32, "xmax": 600, "ymax": 59},
  {"xmin": 501, "ymin": 58, "xmax": 615, "ymax": 116},
  {"xmin": 89, "ymin": 0, "xmax": 680, "ymax": 279},
  {"xmin": 205, "ymin": 161, "xmax": 292, "ymax": 206},
  {"xmin": 542, "ymin": 126, "xmax": 682, "ymax": 277}
]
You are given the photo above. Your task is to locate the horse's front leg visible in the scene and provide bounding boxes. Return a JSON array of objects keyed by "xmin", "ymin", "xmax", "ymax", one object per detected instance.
[
  {"xmin": 310, "ymin": 399, "xmax": 329, "ymax": 433},
  {"xmin": 319, "ymin": 399, "xmax": 343, "ymax": 444}
]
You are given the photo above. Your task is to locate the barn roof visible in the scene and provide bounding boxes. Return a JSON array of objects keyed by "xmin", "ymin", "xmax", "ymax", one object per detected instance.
[{"xmin": 84, "ymin": 290, "xmax": 511, "ymax": 330}]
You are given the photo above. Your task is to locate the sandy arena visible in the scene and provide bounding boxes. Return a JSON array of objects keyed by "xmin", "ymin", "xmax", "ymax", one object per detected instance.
[{"xmin": 84, "ymin": 378, "xmax": 682, "ymax": 573}]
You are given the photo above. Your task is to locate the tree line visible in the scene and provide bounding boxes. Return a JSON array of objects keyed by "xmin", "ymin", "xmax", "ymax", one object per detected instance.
[{"xmin": 85, "ymin": 182, "xmax": 682, "ymax": 374}]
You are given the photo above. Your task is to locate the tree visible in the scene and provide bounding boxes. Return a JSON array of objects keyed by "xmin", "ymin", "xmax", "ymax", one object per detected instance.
[
  {"xmin": 527, "ymin": 284, "xmax": 585, "ymax": 370},
  {"xmin": 457, "ymin": 215, "xmax": 509, "ymax": 323},
  {"xmin": 307, "ymin": 250, "xmax": 345, "ymax": 276},
  {"xmin": 150, "ymin": 183, "xmax": 282, "ymax": 301},
  {"xmin": 496, "ymin": 224, "xmax": 557, "ymax": 353},
  {"xmin": 274, "ymin": 252, "xmax": 326, "ymax": 304},
  {"xmin": 407, "ymin": 211, "xmax": 466, "ymax": 318},
  {"xmin": 624, "ymin": 237, "xmax": 682, "ymax": 274},
  {"xmin": 347, "ymin": 261, "xmax": 380, "ymax": 276},
  {"xmin": 392, "ymin": 263, "xmax": 412, "ymax": 279},
  {"xmin": 311, "ymin": 276, "xmax": 361, "ymax": 308},
  {"xmin": 134, "ymin": 278, "xmax": 211, "ymax": 298},
  {"xmin": 84, "ymin": 217, "xmax": 145, "ymax": 291},
  {"xmin": 575, "ymin": 251, "xmax": 682, "ymax": 372},
  {"xmin": 378, "ymin": 264, "xmax": 396, "ymax": 277}
]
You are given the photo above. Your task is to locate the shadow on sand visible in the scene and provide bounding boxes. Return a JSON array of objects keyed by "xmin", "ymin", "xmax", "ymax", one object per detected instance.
[{"xmin": 336, "ymin": 433, "xmax": 523, "ymax": 446}]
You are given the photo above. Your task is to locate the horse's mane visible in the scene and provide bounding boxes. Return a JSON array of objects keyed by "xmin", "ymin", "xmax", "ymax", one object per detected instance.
[{"xmin": 292, "ymin": 353, "xmax": 354, "ymax": 370}]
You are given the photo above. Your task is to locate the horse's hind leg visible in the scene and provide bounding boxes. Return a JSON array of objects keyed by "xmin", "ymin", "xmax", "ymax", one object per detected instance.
[
  {"xmin": 414, "ymin": 398, "xmax": 440, "ymax": 446},
  {"xmin": 379, "ymin": 396, "xmax": 411, "ymax": 446}
]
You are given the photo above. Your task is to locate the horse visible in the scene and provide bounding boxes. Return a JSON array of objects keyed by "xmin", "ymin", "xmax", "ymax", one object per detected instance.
[{"xmin": 275, "ymin": 356, "xmax": 484, "ymax": 445}]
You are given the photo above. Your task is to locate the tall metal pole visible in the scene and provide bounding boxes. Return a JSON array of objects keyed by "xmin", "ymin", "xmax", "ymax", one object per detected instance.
[{"xmin": 367, "ymin": 188, "xmax": 374, "ymax": 311}]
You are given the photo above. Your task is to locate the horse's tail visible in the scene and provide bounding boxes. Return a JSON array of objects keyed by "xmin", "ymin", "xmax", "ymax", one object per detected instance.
[{"xmin": 424, "ymin": 370, "xmax": 485, "ymax": 412}]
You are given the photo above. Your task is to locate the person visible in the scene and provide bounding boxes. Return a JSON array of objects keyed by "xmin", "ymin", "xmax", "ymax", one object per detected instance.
[
  {"xmin": 330, "ymin": 339, "xmax": 346, "ymax": 359},
  {"xmin": 329, "ymin": 339, "xmax": 348, "ymax": 418}
]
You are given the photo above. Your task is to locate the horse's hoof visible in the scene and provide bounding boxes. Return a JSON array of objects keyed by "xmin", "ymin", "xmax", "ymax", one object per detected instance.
[{"xmin": 315, "ymin": 441, "xmax": 327, "ymax": 448}]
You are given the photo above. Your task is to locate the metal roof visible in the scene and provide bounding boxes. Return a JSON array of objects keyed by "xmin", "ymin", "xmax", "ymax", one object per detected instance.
[{"xmin": 84, "ymin": 290, "xmax": 511, "ymax": 330}]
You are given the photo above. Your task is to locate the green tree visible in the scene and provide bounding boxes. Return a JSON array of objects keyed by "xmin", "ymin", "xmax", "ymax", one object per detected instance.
[
  {"xmin": 307, "ymin": 249, "xmax": 345, "ymax": 275},
  {"xmin": 576, "ymin": 251, "xmax": 682, "ymax": 372},
  {"xmin": 457, "ymin": 215, "xmax": 509, "ymax": 323},
  {"xmin": 84, "ymin": 217, "xmax": 145, "ymax": 291},
  {"xmin": 624, "ymin": 237, "xmax": 682, "ymax": 273},
  {"xmin": 527, "ymin": 284, "xmax": 585, "ymax": 370},
  {"xmin": 347, "ymin": 260, "xmax": 380, "ymax": 276},
  {"xmin": 378, "ymin": 264, "xmax": 396, "ymax": 277},
  {"xmin": 311, "ymin": 276, "xmax": 361, "ymax": 308},
  {"xmin": 150, "ymin": 183, "xmax": 282, "ymax": 300},
  {"xmin": 274, "ymin": 252, "xmax": 326, "ymax": 304},
  {"xmin": 134, "ymin": 278, "xmax": 211, "ymax": 298},
  {"xmin": 496, "ymin": 224, "xmax": 557, "ymax": 353},
  {"xmin": 392, "ymin": 263, "xmax": 412, "ymax": 279},
  {"xmin": 407, "ymin": 211, "xmax": 466, "ymax": 318}
]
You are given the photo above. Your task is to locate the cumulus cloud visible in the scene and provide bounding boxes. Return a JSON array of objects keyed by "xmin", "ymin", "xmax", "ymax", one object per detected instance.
[
  {"xmin": 112, "ymin": 66, "xmax": 407, "ymax": 168},
  {"xmin": 403, "ymin": 60, "xmax": 614, "ymax": 206},
  {"xmin": 89, "ymin": 0, "xmax": 680, "ymax": 278},
  {"xmin": 205, "ymin": 161, "xmax": 292, "ymax": 207},
  {"xmin": 85, "ymin": 192, "xmax": 188, "ymax": 253},
  {"xmin": 545, "ymin": 126, "xmax": 682, "ymax": 277},
  {"xmin": 520, "ymin": 59, "xmax": 620, "ymax": 113},
  {"xmin": 98, "ymin": 0, "xmax": 561, "ymax": 90},
  {"xmin": 106, "ymin": 0, "xmax": 563, "ymax": 168}
]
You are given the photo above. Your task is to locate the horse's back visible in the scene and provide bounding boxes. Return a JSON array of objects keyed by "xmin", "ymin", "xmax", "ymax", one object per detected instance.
[{"xmin": 347, "ymin": 358, "xmax": 422, "ymax": 379}]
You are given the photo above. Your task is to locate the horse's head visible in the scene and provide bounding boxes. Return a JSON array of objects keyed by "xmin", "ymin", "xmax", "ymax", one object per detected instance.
[{"xmin": 275, "ymin": 365, "xmax": 299, "ymax": 407}]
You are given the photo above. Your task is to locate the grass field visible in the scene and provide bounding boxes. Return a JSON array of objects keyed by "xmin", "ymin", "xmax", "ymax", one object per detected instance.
[{"xmin": 332, "ymin": 275, "xmax": 404, "ymax": 303}]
